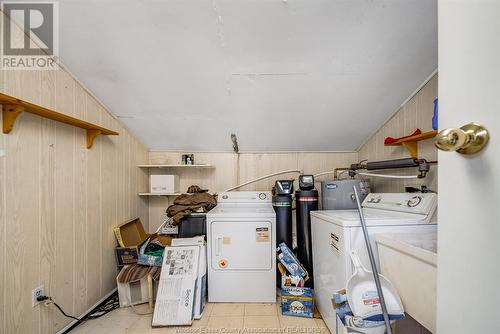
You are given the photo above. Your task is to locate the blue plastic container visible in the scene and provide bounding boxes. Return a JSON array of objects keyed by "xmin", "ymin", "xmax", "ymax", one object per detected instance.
[{"xmin": 432, "ymin": 98, "xmax": 438, "ymax": 130}]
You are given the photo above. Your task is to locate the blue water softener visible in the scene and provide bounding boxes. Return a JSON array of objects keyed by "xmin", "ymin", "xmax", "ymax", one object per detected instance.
[{"xmin": 432, "ymin": 97, "xmax": 438, "ymax": 130}]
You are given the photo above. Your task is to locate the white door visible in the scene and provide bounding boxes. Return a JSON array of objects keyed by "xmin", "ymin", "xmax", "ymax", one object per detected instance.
[
  {"xmin": 438, "ymin": 1, "xmax": 500, "ymax": 333},
  {"xmin": 210, "ymin": 221, "xmax": 272, "ymax": 271}
]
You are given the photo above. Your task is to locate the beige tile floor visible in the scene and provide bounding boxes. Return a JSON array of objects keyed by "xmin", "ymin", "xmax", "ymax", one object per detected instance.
[{"xmin": 70, "ymin": 301, "xmax": 330, "ymax": 334}]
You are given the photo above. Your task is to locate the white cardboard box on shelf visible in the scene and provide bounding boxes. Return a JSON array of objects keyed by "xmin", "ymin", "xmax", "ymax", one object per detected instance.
[{"xmin": 150, "ymin": 175, "xmax": 179, "ymax": 194}]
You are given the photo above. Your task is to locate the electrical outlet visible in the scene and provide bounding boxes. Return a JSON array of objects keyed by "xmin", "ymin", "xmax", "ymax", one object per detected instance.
[
  {"xmin": 0, "ymin": 149, "xmax": 5, "ymax": 157},
  {"xmin": 32, "ymin": 285, "xmax": 45, "ymax": 307}
]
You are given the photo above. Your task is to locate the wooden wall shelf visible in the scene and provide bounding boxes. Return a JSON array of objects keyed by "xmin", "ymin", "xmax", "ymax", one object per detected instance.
[
  {"xmin": 138, "ymin": 192, "xmax": 181, "ymax": 196},
  {"xmin": 0, "ymin": 92, "xmax": 119, "ymax": 148},
  {"xmin": 385, "ymin": 130, "xmax": 438, "ymax": 157}
]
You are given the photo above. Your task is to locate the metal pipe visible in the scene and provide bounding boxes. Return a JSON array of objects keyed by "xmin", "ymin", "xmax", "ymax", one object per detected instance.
[
  {"xmin": 334, "ymin": 167, "xmax": 351, "ymax": 180},
  {"xmin": 366, "ymin": 158, "xmax": 419, "ymax": 170},
  {"xmin": 353, "ymin": 186, "xmax": 392, "ymax": 334},
  {"xmin": 313, "ymin": 167, "xmax": 351, "ymax": 180}
]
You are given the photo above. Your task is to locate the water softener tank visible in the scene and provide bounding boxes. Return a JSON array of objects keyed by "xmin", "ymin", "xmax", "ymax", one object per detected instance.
[
  {"xmin": 295, "ymin": 175, "xmax": 318, "ymax": 288},
  {"xmin": 273, "ymin": 193, "xmax": 293, "ymax": 248},
  {"xmin": 273, "ymin": 180, "xmax": 294, "ymax": 287}
]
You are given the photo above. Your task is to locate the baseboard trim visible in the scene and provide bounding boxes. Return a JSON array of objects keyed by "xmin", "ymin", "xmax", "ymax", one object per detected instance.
[{"xmin": 56, "ymin": 288, "xmax": 118, "ymax": 334}]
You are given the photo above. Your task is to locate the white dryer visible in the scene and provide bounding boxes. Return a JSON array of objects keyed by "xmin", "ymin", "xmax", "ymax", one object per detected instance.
[
  {"xmin": 206, "ymin": 191, "xmax": 276, "ymax": 303},
  {"xmin": 311, "ymin": 192, "xmax": 437, "ymax": 333}
]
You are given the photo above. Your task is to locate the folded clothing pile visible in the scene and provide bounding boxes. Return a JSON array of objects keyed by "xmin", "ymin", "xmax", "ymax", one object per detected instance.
[{"xmin": 166, "ymin": 188, "xmax": 217, "ymax": 224}]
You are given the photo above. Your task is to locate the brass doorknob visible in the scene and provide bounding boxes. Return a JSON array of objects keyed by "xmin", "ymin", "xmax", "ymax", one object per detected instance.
[{"xmin": 435, "ymin": 122, "xmax": 490, "ymax": 154}]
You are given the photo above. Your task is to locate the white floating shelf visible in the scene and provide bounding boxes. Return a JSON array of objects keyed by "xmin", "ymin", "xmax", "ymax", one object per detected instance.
[
  {"xmin": 138, "ymin": 164, "xmax": 215, "ymax": 168},
  {"xmin": 138, "ymin": 192, "xmax": 182, "ymax": 196}
]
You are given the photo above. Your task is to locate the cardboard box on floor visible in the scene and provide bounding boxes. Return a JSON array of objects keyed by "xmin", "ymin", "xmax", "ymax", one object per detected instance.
[
  {"xmin": 116, "ymin": 265, "xmax": 159, "ymax": 307},
  {"xmin": 114, "ymin": 218, "xmax": 171, "ymax": 266},
  {"xmin": 276, "ymin": 242, "xmax": 314, "ymax": 318},
  {"xmin": 281, "ymin": 286, "xmax": 314, "ymax": 318},
  {"xmin": 170, "ymin": 236, "xmax": 207, "ymax": 320},
  {"xmin": 279, "ymin": 263, "xmax": 314, "ymax": 318},
  {"xmin": 152, "ymin": 236, "xmax": 207, "ymax": 326}
]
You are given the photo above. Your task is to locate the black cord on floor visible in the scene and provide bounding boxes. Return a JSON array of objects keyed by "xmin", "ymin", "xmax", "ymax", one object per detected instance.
[
  {"xmin": 52, "ymin": 300, "xmax": 80, "ymax": 321},
  {"xmin": 37, "ymin": 296, "xmax": 81, "ymax": 322},
  {"xmin": 37, "ymin": 292, "xmax": 120, "ymax": 332},
  {"xmin": 84, "ymin": 294, "xmax": 120, "ymax": 320}
]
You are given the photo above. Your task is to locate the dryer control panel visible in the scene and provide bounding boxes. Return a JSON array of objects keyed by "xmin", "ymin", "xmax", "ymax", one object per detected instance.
[
  {"xmin": 362, "ymin": 192, "xmax": 437, "ymax": 216},
  {"xmin": 218, "ymin": 191, "xmax": 272, "ymax": 204}
]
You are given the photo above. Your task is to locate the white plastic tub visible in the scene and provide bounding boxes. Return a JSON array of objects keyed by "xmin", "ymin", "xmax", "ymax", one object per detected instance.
[{"xmin": 375, "ymin": 233, "xmax": 437, "ymax": 333}]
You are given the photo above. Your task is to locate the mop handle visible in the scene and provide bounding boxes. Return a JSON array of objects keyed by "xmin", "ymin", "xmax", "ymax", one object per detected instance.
[{"xmin": 353, "ymin": 186, "xmax": 392, "ymax": 334}]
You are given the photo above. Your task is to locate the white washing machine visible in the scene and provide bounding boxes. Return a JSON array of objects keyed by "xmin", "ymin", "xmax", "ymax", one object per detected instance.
[
  {"xmin": 206, "ymin": 191, "xmax": 276, "ymax": 303},
  {"xmin": 311, "ymin": 192, "xmax": 437, "ymax": 333}
]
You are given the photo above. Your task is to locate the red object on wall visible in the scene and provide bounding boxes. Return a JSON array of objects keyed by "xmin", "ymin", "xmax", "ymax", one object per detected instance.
[{"xmin": 384, "ymin": 129, "xmax": 422, "ymax": 145}]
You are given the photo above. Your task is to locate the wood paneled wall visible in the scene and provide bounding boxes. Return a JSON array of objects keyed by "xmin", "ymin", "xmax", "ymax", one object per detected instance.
[
  {"xmin": 358, "ymin": 74, "xmax": 438, "ymax": 192},
  {"xmin": 0, "ymin": 15, "xmax": 149, "ymax": 334},
  {"xmin": 147, "ymin": 151, "xmax": 359, "ymax": 232}
]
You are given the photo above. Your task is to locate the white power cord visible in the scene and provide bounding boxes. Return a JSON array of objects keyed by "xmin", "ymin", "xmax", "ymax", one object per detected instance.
[
  {"xmin": 313, "ymin": 170, "xmax": 336, "ymax": 178},
  {"xmin": 224, "ymin": 169, "xmax": 302, "ymax": 192},
  {"xmin": 223, "ymin": 167, "xmax": 419, "ymax": 192},
  {"xmin": 314, "ymin": 170, "xmax": 352, "ymax": 180},
  {"xmin": 357, "ymin": 172, "xmax": 419, "ymax": 179},
  {"xmin": 314, "ymin": 170, "xmax": 419, "ymax": 180}
]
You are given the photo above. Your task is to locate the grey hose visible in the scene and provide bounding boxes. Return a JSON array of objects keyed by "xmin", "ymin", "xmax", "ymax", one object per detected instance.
[{"xmin": 353, "ymin": 186, "xmax": 392, "ymax": 334}]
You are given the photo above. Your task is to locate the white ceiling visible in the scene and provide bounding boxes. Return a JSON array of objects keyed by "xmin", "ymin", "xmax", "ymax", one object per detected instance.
[{"xmin": 58, "ymin": 0, "xmax": 437, "ymax": 152}]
